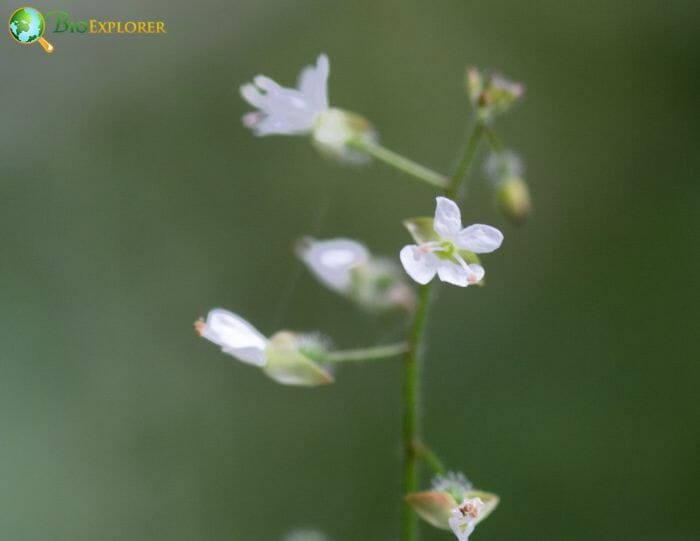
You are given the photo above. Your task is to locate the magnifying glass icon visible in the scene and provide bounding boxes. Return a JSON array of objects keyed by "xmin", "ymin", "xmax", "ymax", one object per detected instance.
[{"xmin": 8, "ymin": 7, "xmax": 54, "ymax": 53}]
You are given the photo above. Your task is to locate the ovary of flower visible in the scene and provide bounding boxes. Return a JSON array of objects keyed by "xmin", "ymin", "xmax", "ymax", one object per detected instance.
[
  {"xmin": 448, "ymin": 497, "xmax": 485, "ymax": 541},
  {"xmin": 195, "ymin": 308, "xmax": 268, "ymax": 367},
  {"xmin": 297, "ymin": 237, "xmax": 369, "ymax": 293},
  {"xmin": 241, "ymin": 54, "xmax": 330, "ymax": 136},
  {"xmin": 400, "ymin": 197, "xmax": 503, "ymax": 287}
]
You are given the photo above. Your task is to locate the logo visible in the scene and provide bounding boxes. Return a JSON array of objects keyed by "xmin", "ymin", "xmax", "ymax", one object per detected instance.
[
  {"xmin": 8, "ymin": 6, "xmax": 167, "ymax": 53},
  {"xmin": 8, "ymin": 7, "xmax": 53, "ymax": 53}
]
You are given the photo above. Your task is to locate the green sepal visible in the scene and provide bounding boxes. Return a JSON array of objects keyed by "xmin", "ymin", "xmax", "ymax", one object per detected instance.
[
  {"xmin": 458, "ymin": 250, "xmax": 481, "ymax": 266},
  {"xmin": 405, "ymin": 491, "xmax": 457, "ymax": 530},
  {"xmin": 264, "ymin": 332, "xmax": 334, "ymax": 387},
  {"xmin": 403, "ymin": 217, "xmax": 439, "ymax": 244}
]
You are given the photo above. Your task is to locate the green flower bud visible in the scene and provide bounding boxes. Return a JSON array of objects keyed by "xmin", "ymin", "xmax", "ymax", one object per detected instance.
[
  {"xmin": 485, "ymin": 151, "xmax": 532, "ymax": 224},
  {"xmin": 264, "ymin": 332, "xmax": 333, "ymax": 387},
  {"xmin": 497, "ymin": 176, "xmax": 532, "ymax": 224}
]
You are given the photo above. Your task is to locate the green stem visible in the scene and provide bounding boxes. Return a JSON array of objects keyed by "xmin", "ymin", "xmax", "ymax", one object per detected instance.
[
  {"xmin": 445, "ymin": 122, "xmax": 484, "ymax": 200},
  {"xmin": 482, "ymin": 124, "xmax": 505, "ymax": 154},
  {"xmin": 401, "ymin": 119, "xmax": 484, "ymax": 541},
  {"xmin": 402, "ymin": 284, "xmax": 432, "ymax": 541},
  {"xmin": 350, "ymin": 138, "xmax": 449, "ymax": 190},
  {"xmin": 415, "ymin": 442, "xmax": 447, "ymax": 475},
  {"xmin": 322, "ymin": 342, "xmax": 409, "ymax": 363}
]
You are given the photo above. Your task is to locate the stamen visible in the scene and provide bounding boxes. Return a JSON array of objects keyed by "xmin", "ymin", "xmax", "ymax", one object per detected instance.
[{"xmin": 193, "ymin": 320, "xmax": 206, "ymax": 336}]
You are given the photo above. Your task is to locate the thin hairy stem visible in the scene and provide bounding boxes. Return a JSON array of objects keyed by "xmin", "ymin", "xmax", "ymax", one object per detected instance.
[
  {"xmin": 402, "ymin": 283, "xmax": 432, "ymax": 541},
  {"xmin": 322, "ymin": 342, "xmax": 409, "ymax": 363},
  {"xmin": 401, "ymin": 120, "xmax": 484, "ymax": 541},
  {"xmin": 350, "ymin": 138, "xmax": 449, "ymax": 190}
]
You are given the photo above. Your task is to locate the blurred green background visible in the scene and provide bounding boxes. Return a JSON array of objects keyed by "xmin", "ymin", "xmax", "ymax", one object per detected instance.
[{"xmin": 2, "ymin": 1, "xmax": 699, "ymax": 539}]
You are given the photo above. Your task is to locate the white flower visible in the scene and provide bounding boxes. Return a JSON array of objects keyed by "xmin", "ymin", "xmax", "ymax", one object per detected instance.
[
  {"xmin": 297, "ymin": 237, "xmax": 369, "ymax": 293},
  {"xmin": 195, "ymin": 308, "xmax": 268, "ymax": 367},
  {"xmin": 448, "ymin": 498, "xmax": 485, "ymax": 541},
  {"xmin": 400, "ymin": 197, "xmax": 503, "ymax": 287},
  {"xmin": 241, "ymin": 54, "xmax": 330, "ymax": 136},
  {"xmin": 241, "ymin": 54, "xmax": 375, "ymax": 162}
]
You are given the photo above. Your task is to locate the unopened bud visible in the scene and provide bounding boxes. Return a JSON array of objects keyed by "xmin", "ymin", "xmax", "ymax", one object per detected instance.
[{"xmin": 497, "ymin": 176, "xmax": 532, "ymax": 225}]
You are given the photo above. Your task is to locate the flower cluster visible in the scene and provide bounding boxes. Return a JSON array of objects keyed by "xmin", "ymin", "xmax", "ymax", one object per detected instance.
[{"xmin": 196, "ymin": 52, "xmax": 532, "ymax": 541}]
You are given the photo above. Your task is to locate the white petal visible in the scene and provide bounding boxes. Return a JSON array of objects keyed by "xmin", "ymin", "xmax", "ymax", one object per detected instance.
[
  {"xmin": 203, "ymin": 308, "xmax": 268, "ymax": 366},
  {"xmin": 223, "ymin": 345, "xmax": 267, "ymax": 367},
  {"xmin": 448, "ymin": 515, "xmax": 475, "ymax": 541},
  {"xmin": 458, "ymin": 224, "xmax": 503, "ymax": 253},
  {"xmin": 240, "ymin": 83, "xmax": 265, "ymax": 108},
  {"xmin": 240, "ymin": 55, "xmax": 330, "ymax": 138},
  {"xmin": 299, "ymin": 238, "xmax": 368, "ymax": 293},
  {"xmin": 298, "ymin": 54, "xmax": 330, "ymax": 111},
  {"xmin": 436, "ymin": 260, "xmax": 470, "ymax": 287},
  {"xmin": 468, "ymin": 264, "xmax": 485, "ymax": 283},
  {"xmin": 400, "ymin": 245, "xmax": 438, "ymax": 285},
  {"xmin": 434, "ymin": 197, "xmax": 463, "ymax": 238}
]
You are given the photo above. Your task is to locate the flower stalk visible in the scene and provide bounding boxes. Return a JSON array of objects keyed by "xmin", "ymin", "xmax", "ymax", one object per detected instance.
[
  {"xmin": 349, "ymin": 137, "xmax": 449, "ymax": 190},
  {"xmin": 402, "ymin": 120, "xmax": 485, "ymax": 541},
  {"xmin": 446, "ymin": 122, "xmax": 484, "ymax": 200},
  {"xmin": 319, "ymin": 342, "xmax": 409, "ymax": 363}
]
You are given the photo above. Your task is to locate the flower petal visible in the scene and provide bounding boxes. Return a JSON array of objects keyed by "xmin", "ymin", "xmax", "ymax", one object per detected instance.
[
  {"xmin": 202, "ymin": 308, "xmax": 268, "ymax": 366},
  {"xmin": 434, "ymin": 197, "xmax": 463, "ymax": 239},
  {"xmin": 436, "ymin": 260, "xmax": 470, "ymax": 287},
  {"xmin": 400, "ymin": 245, "xmax": 438, "ymax": 285},
  {"xmin": 298, "ymin": 54, "xmax": 330, "ymax": 112},
  {"xmin": 240, "ymin": 55, "xmax": 331, "ymax": 137},
  {"xmin": 298, "ymin": 238, "xmax": 368, "ymax": 293},
  {"xmin": 468, "ymin": 264, "xmax": 485, "ymax": 283},
  {"xmin": 448, "ymin": 514, "xmax": 476, "ymax": 541},
  {"xmin": 222, "ymin": 345, "xmax": 267, "ymax": 367},
  {"xmin": 457, "ymin": 224, "xmax": 503, "ymax": 253}
]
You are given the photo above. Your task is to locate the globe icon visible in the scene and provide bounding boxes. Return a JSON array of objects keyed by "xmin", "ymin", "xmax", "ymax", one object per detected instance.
[{"xmin": 8, "ymin": 7, "xmax": 54, "ymax": 52}]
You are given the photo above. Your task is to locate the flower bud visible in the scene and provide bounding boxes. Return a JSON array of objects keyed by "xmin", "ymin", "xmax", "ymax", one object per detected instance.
[
  {"xmin": 497, "ymin": 176, "xmax": 532, "ymax": 224},
  {"xmin": 312, "ymin": 108, "xmax": 376, "ymax": 163},
  {"xmin": 264, "ymin": 331, "xmax": 333, "ymax": 387},
  {"xmin": 466, "ymin": 66, "xmax": 524, "ymax": 121},
  {"xmin": 485, "ymin": 151, "xmax": 532, "ymax": 224}
]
